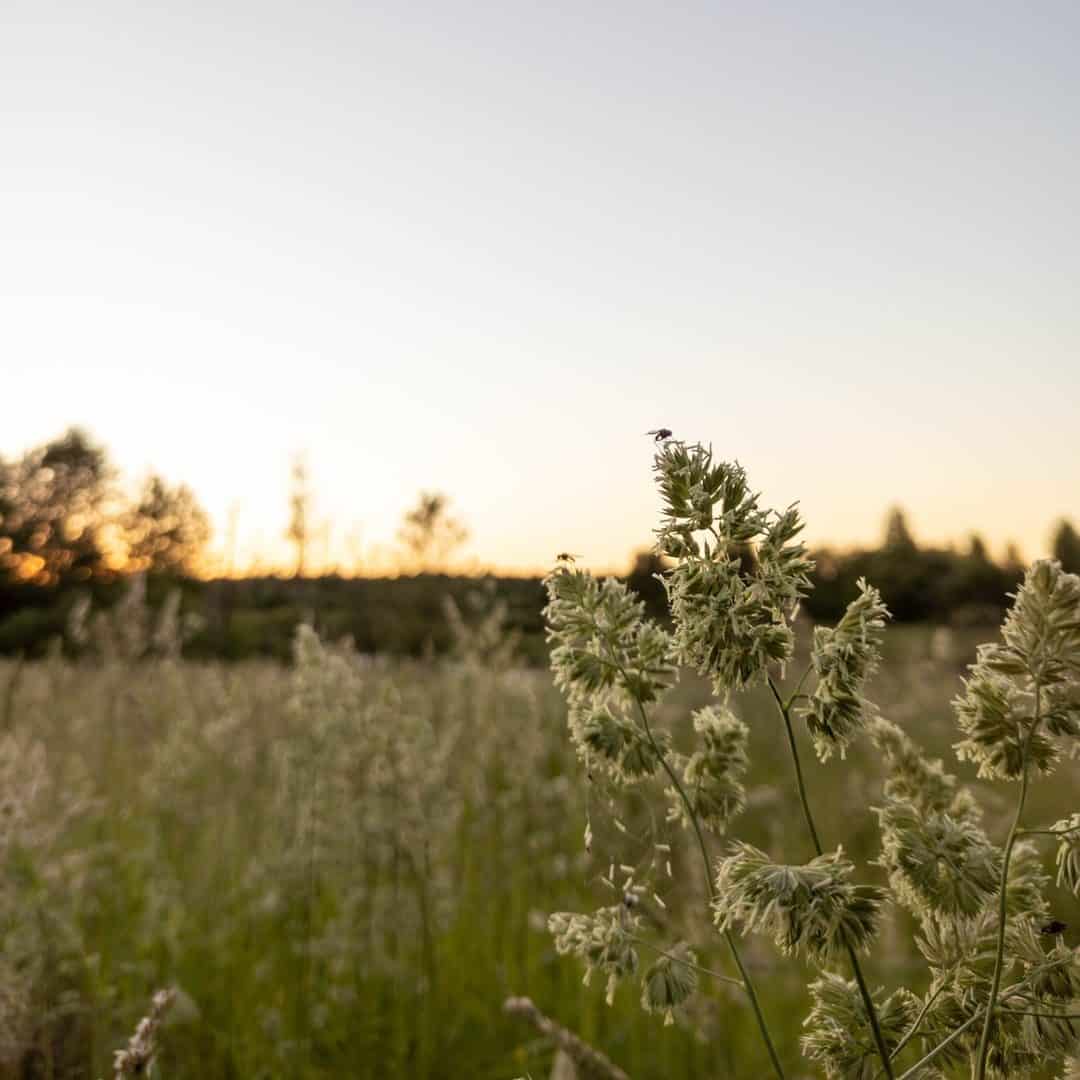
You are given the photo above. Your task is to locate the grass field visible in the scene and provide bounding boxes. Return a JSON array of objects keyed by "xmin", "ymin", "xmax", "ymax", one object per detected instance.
[{"xmin": 1, "ymin": 619, "xmax": 1076, "ymax": 1079}]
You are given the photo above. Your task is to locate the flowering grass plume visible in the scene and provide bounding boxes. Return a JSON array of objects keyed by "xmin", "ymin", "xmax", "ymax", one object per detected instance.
[
  {"xmin": 639, "ymin": 942, "xmax": 698, "ymax": 1026},
  {"xmin": 868, "ymin": 715, "xmax": 960, "ymax": 814},
  {"xmin": 548, "ymin": 906, "xmax": 641, "ymax": 1006},
  {"xmin": 875, "ymin": 796, "xmax": 1000, "ymax": 920},
  {"xmin": 670, "ymin": 705, "xmax": 749, "ymax": 834},
  {"xmin": 113, "ymin": 988, "xmax": 176, "ymax": 1077},
  {"xmin": 545, "ymin": 567, "xmax": 677, "ymax": 786},
  {"xmin": 540, "ymin": 436, "xmax": 1080, "ymax": 1080},
  {"xmin": 713, "ymin": 842, "xmax": 883, "ymax": 966},
  {"xmin": 800, "ymin": 973, "xmax": 918, "ymax": 1079},
  {"xmin": 800, "ymin": 579, "xmax": 888, "ymax": 762},
  {"xmin": 652, "ymin": 441, "xmax": 813, "ymax": 692},
  {"xmin": 1053, "ymin": 813, "xmax": 1080, "ymax": 896},
  {"xmin": 954, "ymin": 559, "xmax": 1080, "ymax": 779},
  {"xmin": 948, "ymin": 560, "xmax": 1080, "ymax": 1080}
]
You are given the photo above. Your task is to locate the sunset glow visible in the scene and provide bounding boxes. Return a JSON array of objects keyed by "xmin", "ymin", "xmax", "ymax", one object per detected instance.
[{"xmin": 2, "ymin": 2, "xmax": 1077, "ymax": 575}]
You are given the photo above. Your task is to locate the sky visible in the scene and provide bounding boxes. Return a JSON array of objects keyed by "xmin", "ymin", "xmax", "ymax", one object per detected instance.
[{"xmin": 1, "ymin": 1, "xmax": 1078, "ymax": 574}]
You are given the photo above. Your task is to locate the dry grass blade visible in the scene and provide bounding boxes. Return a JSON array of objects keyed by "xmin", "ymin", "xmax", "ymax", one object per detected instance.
[{"xmin": 504, "ymin": 996, "xmax": 631, "ymax": 1080}]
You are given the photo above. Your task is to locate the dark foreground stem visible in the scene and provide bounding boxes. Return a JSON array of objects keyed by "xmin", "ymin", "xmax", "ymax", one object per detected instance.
[{"xmin": 767, "ymin": 675, "xmax": 895, "ymax": 1080}]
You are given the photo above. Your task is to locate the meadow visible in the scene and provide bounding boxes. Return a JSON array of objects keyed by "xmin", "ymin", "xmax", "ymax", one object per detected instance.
[{"xmin": 1, "ymin": 597, "xmax": 1076, "ymax": 1079}]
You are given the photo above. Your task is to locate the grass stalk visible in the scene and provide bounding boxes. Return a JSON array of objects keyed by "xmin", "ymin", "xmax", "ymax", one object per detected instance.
[
  {"xmin": 973, "ymin": 686, "xmax": 1042, "ymax": 1080},
  {"xmin": 601, "ymin": 637, "xmax": 788, "ymax": 1080},
  {"xmin": 767, "ymin": 675, "xmax": 895, "ymax": 1080},
  {"xmin": 2, "ymin": 651, "xmax": 25, "ymax": 733},
  {"xmin": 630, "ymin": 691, "xmax": 787, "ymax": 1079}
]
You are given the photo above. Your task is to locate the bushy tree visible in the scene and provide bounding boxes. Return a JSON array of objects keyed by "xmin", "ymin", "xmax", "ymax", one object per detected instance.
[
  {"xmin": 397, "ymin": 491, "xmax": 468, "ymax": 572},
  {"xmin": 122, "ymin": 475, "xmax": 210, "ymax": 576},
  {"xmin": 0, "ymin": 428, "xmax": 113, "ymax": 586}
]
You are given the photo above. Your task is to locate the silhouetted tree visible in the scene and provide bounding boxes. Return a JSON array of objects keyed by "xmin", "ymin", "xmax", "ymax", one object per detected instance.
[
  {"xmin": 1051, "ymin": 519, "xmax": 1080, "ymax": 574},
  {"xmin": 625, "ymin": 550, "xmax": 669, "ymax": 619},
  {"xmin": 968, "ymin": 534, "xmax": 989, "ymax": 563},
  {"xmin": 397, "ymin": 492, "xmax": 468, "ymax": 572},
  {"xmin": 0, "ymin": 428, "xmax": 113, "ymax": 586},
  {"xmin": 939, "ymin": 532, "xmax": 1012, "ymax": 615},
  {"xmin": 123, "ymin": 475, "xmax": 211, "ymax": 576},
  {"xmin": 1003, "ymin": 542, "xmax": 1025, "ymax": 576},
  {"xmin": 883, "ymin": 507, "xmax": 917, "ymax": 552},
  {"xmin": 286, "ymin": 456, "xmax": 311, "ymax": 578}
]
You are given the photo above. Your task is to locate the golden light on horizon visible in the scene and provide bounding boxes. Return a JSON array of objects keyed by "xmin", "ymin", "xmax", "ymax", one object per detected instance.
[{"xmin": 0, "ymin": 6, "xmax": 1077, "ymax": 578}]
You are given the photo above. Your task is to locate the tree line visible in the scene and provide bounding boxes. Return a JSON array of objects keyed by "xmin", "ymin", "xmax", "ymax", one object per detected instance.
[
  {"xmin": 624, "ymin": 509, "xmax": 1080, "ymax": 626},
  {"xmin": 0, "ymin": 428, "xmax": 209, "ymax": 584},
  {"xmin": 1, "ymin": 427, "xmax": 1077, "ymax": 659},
  {"xmin": 0, "ymin": 428, "xmax": 471, "ymax": 586}
]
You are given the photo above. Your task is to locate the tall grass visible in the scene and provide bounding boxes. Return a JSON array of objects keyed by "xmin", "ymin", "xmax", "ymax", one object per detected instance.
[{"xmin": 0, "ymin": 602, "xmax": 1075, "ymax": 1077}]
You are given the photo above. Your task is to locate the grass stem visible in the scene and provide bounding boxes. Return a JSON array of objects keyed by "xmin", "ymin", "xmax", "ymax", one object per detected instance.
[
  {"xmin": 767, "ymin": 674, "xmax": 895, "ymax": 1080},
  {"xmin": 973, "ymin": 686, "xmax": 1042, "ymax": 1080}
]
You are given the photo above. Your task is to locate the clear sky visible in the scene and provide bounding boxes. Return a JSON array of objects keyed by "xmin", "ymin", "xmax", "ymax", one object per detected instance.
[{"xmin": 2, "ymin": 1, "xmax": 1077, "ymax": 574}]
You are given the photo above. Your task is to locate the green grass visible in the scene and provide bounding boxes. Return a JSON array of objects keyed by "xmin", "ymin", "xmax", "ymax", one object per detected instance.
[{"xmin": 1, "ymin": 622, "xmax": 1076, "ymax": 1079}]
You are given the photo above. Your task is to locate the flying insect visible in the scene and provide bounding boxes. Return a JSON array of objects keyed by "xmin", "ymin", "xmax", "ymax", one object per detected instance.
[{"xmin": 647, "ymin": 428, "xmax": 673, "ymax": 442}]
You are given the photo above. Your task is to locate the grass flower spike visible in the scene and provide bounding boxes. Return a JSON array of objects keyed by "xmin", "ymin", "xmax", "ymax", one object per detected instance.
[
  {"xmin": 669, "ymin": 705, "xmax": 750, "ymax": 834},
  {"xmin": 548, "ymin": 907, "xmax": 640, "ymax": 1005},
  {"xmin": 653, "ymin": 441, "xmax": 813, "ymax": 692},
  {"xmin": 640, "ymin": 942, "xmax": 698, "ymax": 1025},
  {"xmin": 800, "ymin": 578, "xmax": 888, "ymax": 762},
  {"xmin": 801, "ymin": 973, "xmax": 918, "ymax": 1079},
  {"xmin": 713, "ymin": 842, "xmax": 883, "ymax": 966},
  {"xmin": 540, "ymin": 434, "xmax": 1080, "ymax": 1080},
  {"xmin": 113, "ymin": 988, "xmax": 176, "ymax": 1078}
]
